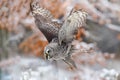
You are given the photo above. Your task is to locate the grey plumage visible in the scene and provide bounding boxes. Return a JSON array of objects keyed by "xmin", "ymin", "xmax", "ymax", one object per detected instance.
[
  {"xmin": 44, "ymin": 38, "xmax": 76, "ymax": 68},
  {"xmin": 30, "ymin": 1, "xmax": 87, "ymax": 68},
  {"xmin": 30, "ymin": 1, "xmax": 61, "ymax": 42},
  {"xmin": 58, "ymin": 10, "xmax": 87, "ymax": 45},
  {"xmin": 30, "ymin": 1, "xmax": 53, "ymax": 20},
  {"xmin": 44, "ymin": 39, "xmax": 69, "ymax": 60}
]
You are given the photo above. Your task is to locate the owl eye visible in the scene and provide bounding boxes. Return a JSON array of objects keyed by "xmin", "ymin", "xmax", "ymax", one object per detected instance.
[
  {"xmin": 44, "ymin": 49, "xmax": 51, "ymax": 60},
  {"xmin": 46, "ymin": 49, "xmax": 51, "ymax": 54}
]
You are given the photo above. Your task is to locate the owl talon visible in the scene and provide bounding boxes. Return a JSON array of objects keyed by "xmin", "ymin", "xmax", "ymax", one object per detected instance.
[{"xmin": 62, "ymin": 57, "xmax": 77, "ymax": 69}]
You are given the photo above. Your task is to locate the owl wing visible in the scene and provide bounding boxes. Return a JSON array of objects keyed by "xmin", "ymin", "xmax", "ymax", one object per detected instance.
[
  {"xmin": 30, "ymin": 1, "xmax": 62, "ymax": 42},
  {"xmin": 58, "ymin": 9, "xmax": 87, "ymax": 45}
]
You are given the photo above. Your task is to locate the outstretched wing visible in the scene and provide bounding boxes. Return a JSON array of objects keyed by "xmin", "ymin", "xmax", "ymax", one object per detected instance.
[
  {"xmin": 30, "ymin": 1, "xmax": 62, "ymax": 42},
  {"xmin": 58, "ymin": 9, "xmax": 87, "ymax": 45}
]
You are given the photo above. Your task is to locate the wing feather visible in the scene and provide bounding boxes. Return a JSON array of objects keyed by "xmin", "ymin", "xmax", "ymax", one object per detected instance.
[
  {"xmin": 30, "ymin": 1, "xmax": 62, "ymax": 42},
  {"xmin": 58, "ymin": 10, "xmax": 87, "ymax": 44}
]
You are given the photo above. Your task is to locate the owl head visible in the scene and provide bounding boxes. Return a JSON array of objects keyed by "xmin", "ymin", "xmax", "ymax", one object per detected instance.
[
  {"xmin": 44, "ymin": 38, "xmax": 59, "ymax": 60},
  {"xmin": 44, "ymin": 43, "xmax": 56, "ymax": 60}
]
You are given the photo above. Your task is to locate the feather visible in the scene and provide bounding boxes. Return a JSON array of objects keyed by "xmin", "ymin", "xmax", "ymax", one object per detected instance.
[
  {"xmin": 58, "ymin": 10, "xmax": 87, "ymax": 45},
  {"xmin": 30, "ymin": 1, "xmax": 61, "ymax": 42}
]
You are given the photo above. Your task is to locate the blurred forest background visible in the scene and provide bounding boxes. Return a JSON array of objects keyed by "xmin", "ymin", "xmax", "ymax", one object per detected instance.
[{"xmin": 0, "ymin": 0, "xmax": 120, "ymax": 80}]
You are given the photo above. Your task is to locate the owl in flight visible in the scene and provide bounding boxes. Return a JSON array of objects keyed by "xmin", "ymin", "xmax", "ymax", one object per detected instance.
[{"xmin": 30, "ymin": 0, "xmax": 87, "ymax": 68}]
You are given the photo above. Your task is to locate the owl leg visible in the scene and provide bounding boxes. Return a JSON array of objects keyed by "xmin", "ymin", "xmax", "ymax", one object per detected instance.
[
  {"xmin": 66, "ymin": 43, "xmax": 72, "ymax": 55},
  {"xmin": 62, "ymin": 56, "xmax": 77, "ymax": 70}
]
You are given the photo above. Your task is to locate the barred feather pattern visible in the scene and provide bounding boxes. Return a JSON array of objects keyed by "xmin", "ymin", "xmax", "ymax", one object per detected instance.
[
  {"xmin": 68, "ymin": 10, "xmax": 87, "ymax": 28},
  {"xmin": 30, "ymin": 1, "xmax": 53, "ymax": 20},
  {"xmin": 58, "ymin": 10, "xmax": 87, "ymax": 44},
  {"xmin": 30, "ymin": 1, "xmax": 61, "ymax": 42}
]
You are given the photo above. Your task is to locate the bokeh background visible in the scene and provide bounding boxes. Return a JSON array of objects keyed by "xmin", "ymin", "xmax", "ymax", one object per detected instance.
[{"xmin": 0, "ymin": 0, "xmax": 120, "ymax": 80}]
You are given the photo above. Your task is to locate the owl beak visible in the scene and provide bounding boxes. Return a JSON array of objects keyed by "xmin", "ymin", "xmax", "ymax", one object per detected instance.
[{"xmin": 44, "ymin": 53, "xmax": 50, "ymax": 60}]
